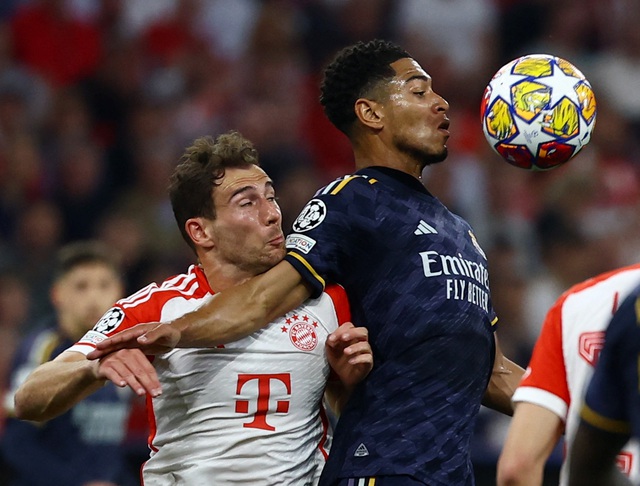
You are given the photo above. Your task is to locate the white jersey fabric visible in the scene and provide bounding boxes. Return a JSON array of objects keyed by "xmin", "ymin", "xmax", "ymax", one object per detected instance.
[
  {"xmin": 69, "ymin": 264, "xmax": 351, "ymax": 485},
  {"xmin": 513, "ymin": 263, "xmax": 640, "ymax": 485}
]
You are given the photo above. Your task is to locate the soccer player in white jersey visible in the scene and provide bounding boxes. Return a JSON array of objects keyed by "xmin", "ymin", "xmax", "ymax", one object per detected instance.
[
  {"xmin": 497, "ymin": 263, "xmax": 640, "ymax": 486},
  {"xmin": 12, "ymin": 131, "xmax": 373, "ymax": 485}
]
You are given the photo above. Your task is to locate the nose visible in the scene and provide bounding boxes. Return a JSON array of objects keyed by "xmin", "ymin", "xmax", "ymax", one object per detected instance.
[
  {"xmin": 263, "ymin": 198, "xmax": 282, "ymax": 226},
  {"xmin": 434, "ymin": 92, "xmax": 450, "ymax": 113}
]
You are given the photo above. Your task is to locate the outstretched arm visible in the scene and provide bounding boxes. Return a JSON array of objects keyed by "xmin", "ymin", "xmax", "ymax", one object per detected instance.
[
  {"xmin": 482, "ymin": 334, "xmax": 525, "ymax": 416},
  {"xmin": 14, "ymin": 349, "xmax": 159, "ymax": 422},
  {"xmin": 497, "ymin": 402, "xmax": 564, "ymax": 486},
  {"xmin": 88, "ymin": 260, "xmax": 312, "ymax": 358}
]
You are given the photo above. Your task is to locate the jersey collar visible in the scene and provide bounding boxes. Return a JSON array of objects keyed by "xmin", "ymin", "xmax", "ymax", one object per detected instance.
[{"xmin": 357, "ymin": 166, "xmax": 431, "ymax": 196}]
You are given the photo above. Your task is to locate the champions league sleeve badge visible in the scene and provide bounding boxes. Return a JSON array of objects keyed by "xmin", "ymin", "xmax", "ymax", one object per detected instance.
[
  {"xmin": 93, "ymin": 307, "xmax": 125, "ymax": 334},
  {"xmin": 292, "ymin": 199, "xmax": 327, "ymax": 233}
]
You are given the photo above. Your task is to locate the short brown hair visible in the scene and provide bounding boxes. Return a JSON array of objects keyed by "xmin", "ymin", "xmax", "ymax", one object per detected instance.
[
  {"xmin": 53, "ymin": 240, "xmax": 121, "ymax": 281},
  {"xmin": 169, "ymin": 131, "xmax": 260, "ymax": 251}
]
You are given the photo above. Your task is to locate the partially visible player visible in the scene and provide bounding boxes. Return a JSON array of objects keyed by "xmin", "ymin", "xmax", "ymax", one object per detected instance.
[
  {"xmin": 497, "ymin": 264, "xmax": 640, "ymax": 486},
  {"xmin": 568, "ymin": 282, "xmax": 640, "ymax": 486},
  {"xmin": 12, "ymin": 132, "xmax": 372, "ymax": 485},
  {"xmin": 1, "ymin": 241, "xmax": 141, "ymax": 486},
  {"xmin": 87, "ymin": 39, "xmax": 523, "ymax": 486}
]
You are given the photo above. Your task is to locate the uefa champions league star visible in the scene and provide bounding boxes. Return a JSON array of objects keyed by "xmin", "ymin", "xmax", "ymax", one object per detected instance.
[
  {"xmin": 88, "ymin": 40, "xmax": 524, "ymax": 485},
  {"xmin": 13, "ymin": 132, "xmax": 372, "ymax": 485},
  {"xmin": 497, "ymin": 264, "xmax": 640, "ymax": 486}
]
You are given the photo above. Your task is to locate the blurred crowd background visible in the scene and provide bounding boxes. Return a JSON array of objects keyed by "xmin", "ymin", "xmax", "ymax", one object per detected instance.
[{"xmin": 1, "ymin": 0, "xmax": 640, "ymax": 483}]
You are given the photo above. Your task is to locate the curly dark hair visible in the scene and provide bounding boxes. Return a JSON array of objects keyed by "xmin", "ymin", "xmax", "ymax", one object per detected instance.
[
  {"xmin": 320, "ymin": 39, "xmax": 411, "ymax": 136},
  {"xmin": 169, "ymin": 131, "xmax": 260, "ymax": 252}
]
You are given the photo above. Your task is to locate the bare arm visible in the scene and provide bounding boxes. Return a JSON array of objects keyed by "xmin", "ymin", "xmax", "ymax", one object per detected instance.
[
  {"xmin": 482, "ymin": 334, "xmax": 525, "ymax": 415},
  {"xmin": 14, "ymin": 349, "xmax": 159, "ymax": 422},
  {"xmin": 14, "ymin": 351, "xmax": 103, "ymax": 422},
  {"xmin": 568, "ymin": 420, "xmax": 631, "ymax": 486},
  {"xmin": 497, "ymin": 402, "xmax": 564, "ymax": 486},
  {"xmin": 88, "ymin": 261, "xmax": 313, "ymax": 358}
]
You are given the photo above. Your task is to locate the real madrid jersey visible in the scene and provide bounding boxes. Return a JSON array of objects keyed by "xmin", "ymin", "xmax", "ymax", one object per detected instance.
[
  {"xmin": 514, "ymin": 264, "xmax": 640, "ymax": 484},
  {"xmin": 284, "ymin": 166, "xmax": 497, "ymax": 486},
  {"xmin": 68, "ymin": 264, "xmax": 351, "ymax": 485},
  {"xmin": 582, "ymin": 281, "xmax": 640, "ymax": 460}
]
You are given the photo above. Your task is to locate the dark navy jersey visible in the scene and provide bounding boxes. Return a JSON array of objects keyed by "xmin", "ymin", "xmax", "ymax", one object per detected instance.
[
  {"xmin": 582, "ymin": 282, "xmax": 640, "ymax": 441},
  {"xmin": 284, "ymin": 166, "xmax": 497, "ymax": 485},
  {"xmin": 1, "ymin": 322, "xmax": 136, "ymax": 486}
]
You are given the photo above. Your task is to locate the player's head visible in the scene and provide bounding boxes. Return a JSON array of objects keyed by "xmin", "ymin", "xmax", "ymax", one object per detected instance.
[
  {"xmin": 320, "ymin": 39, "xmax": 450, "ymax": 167},
  {"xmin": 169, "ymin": 131, "xmax": 284, "ymax": 278},
  {"xmin": 50, "ymin": 241, "xmax": 124, "ymax": 341}
]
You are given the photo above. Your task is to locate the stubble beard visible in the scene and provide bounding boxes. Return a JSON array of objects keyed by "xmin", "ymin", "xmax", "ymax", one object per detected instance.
[{"xmin": 397, "ymin": 139, "xmax": 449, "ymax": 170}]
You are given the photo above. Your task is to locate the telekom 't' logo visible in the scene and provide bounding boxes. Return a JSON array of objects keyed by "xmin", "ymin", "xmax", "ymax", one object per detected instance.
[{"xmin": 235, "ymin": 373, "xmax": 291, "ymax": 431}]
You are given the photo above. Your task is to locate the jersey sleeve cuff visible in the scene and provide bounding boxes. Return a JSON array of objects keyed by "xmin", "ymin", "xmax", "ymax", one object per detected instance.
[
  {"xmin": 580, "ymin": 403, "xmax": 631, "ymax": 435},
  {"xmin": 284, "ymin": 252, "xmax": 325, "ymax": 299},
  {"xmin": 512, "ymin": 386, "xmax": 568, "ymax": 420}
]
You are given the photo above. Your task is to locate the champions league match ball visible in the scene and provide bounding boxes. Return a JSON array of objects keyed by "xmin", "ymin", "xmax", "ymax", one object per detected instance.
[{"xmin": 480, "ymin": 54, "xmax": 597, "ymax": 171}]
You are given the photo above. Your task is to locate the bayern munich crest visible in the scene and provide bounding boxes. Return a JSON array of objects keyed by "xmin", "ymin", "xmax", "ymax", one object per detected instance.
[{"xmin": 282, "ymin": 313, "xmax": 318, "ymax": 351}]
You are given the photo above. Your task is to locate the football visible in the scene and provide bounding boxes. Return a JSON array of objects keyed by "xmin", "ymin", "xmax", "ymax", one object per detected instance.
[{"xmin": 480, "ymin": 54, "xmax": 596, "ymax": 171}]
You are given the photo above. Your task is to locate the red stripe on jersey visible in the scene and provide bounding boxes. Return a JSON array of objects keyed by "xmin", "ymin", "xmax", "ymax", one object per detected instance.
[
  {"xmin": 324, "ymin": 284, "xmax": 351, "ymax": 325},
  {"xmin": 318, "ymin": 402, "xmax": 330, "ymax": 460},
  {"xmin": 522, "ymin": 295, "xmax": 571, "ymax": 404}
]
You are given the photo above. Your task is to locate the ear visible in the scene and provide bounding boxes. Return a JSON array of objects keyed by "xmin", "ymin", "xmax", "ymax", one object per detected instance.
[
  {"xmin": 49, "ymin": 283, "xmax": 61, "ymax": 307},
  {"xmin": 354, "ymin": 98, "xmax": 384, "ymax": 130},
  {"xmin": 185, "ymin": 217, "xmax": 215, "ymax": 250}
]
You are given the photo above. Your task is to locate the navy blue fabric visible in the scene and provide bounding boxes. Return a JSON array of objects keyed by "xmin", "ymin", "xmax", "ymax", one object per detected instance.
[
  {"xmin": 584, "ymin": 281, "xmax": 640, "ymax": 439},
  {"xmin": 1, "ymin": 322, "xmax": 137, "ymax": 486},
  {"xmin": 285, "ymin": 166, "xmax": 496, "ymax": 486}
]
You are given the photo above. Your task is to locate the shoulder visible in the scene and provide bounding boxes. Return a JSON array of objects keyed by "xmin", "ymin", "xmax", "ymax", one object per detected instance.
[
  {"xmin": 315, "ymin": 173, "xmax": 380, "ymax": 197},
  {"xmin": 117, "ymin": 265, "xmax": 211, "ymax": 312}
]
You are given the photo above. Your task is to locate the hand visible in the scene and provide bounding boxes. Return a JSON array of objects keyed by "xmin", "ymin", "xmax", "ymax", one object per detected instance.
[
  {"xmin": 325, "ymin": 322, "xmax": 373, "ymax": 387},
  {"xmin": 86, "ymin": 322, "xmax": 181, "ymax": 360},
  {"xmin": 97, "ymin": 348, "xmax": 162, "ymax": 398}
]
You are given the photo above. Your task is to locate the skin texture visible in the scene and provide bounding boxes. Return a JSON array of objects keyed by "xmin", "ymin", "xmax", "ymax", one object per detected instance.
[
  {"xmin": 569, "ymin": 421, "xmax": 631, "ymax": 486},
  {"xmin": 52, "ymin": 262, "xmax": 124, "ymax": 342},
  {"xmin": 85, "ymin": 55, "xmax": 523, "ymax": 414},
  {"xmin": 14, "ymin": 165, "xmax": 372, "ymax": 421},
  {"xmin": 497, "ymin": 402, "xmax": 564, "ymax": 485}
]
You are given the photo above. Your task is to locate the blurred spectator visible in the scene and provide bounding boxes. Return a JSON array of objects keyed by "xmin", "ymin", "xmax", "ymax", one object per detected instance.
[
  {"xmin": 53, "ymin": 139, "xmax": 111, "ymax": 242},
  {"xmin": 10, "ymin": 0, "xmax": 102, "ymax": 88},
  {"xmin": 1, "ymin": 240, "xmax": 144, "ymax": 486},
  {"xmin": 0, "ymin": 1, "xmax": 640, "ymax": 482},
  {"xmin": 0, "ymin": 271, "xmax": 29, "ymax": 412}
]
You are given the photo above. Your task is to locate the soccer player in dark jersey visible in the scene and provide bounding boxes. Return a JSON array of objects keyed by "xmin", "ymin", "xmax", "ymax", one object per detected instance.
[
  {"xmin": 89, "ymin": 39, "xmax": 525, "ymax": 485},
  {"xmin": 568, "ymin": 283, "xmax": 640, "ymax": 486}
]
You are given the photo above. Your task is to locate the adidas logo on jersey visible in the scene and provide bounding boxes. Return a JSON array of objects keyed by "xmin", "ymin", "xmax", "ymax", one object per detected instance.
[
  {"xmin": 354, "ymin": 443, "xmax": 369, "ymax": 457},
  {"xmin": 414, "ymin": 220, "xmax": 438, "ymax": 235}
]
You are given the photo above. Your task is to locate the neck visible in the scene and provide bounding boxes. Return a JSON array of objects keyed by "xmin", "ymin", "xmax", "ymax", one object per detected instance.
[
  {"xmin": 352, "ymin": 141, "xmax": 423, "ymax": 180},
  {"xmin": 198, "ymin": 251, "xmax": 254, "ymax": 293}
]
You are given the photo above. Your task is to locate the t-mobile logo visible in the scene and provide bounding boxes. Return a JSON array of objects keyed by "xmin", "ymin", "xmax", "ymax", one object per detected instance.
[{"xmin": 235, "ymin": 373, "xmax": 292, "ymax": 431}]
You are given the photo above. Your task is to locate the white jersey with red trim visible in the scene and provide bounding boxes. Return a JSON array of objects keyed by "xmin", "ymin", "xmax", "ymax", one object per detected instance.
[
  {"xmin": 513, "ymin": 263, "xmax": 640, "ymax": 485},
  {"xmin": 68, "ymin": 264, "xmax": 351, "ymax": 485}
]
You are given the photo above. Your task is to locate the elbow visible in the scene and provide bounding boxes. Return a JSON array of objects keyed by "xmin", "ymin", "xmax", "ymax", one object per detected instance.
[
  {"xmin": 13, "ymin": 386, "xmax": 47, "ymax": 422},
  {"xmin": 497, "ymin": 454, "xmax": 537, "ymax": 486}
]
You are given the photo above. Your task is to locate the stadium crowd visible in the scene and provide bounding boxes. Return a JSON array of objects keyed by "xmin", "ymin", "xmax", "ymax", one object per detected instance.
[{"xmin": 1, "ymin": 0, "xmax": 639, "ymax": 484}]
